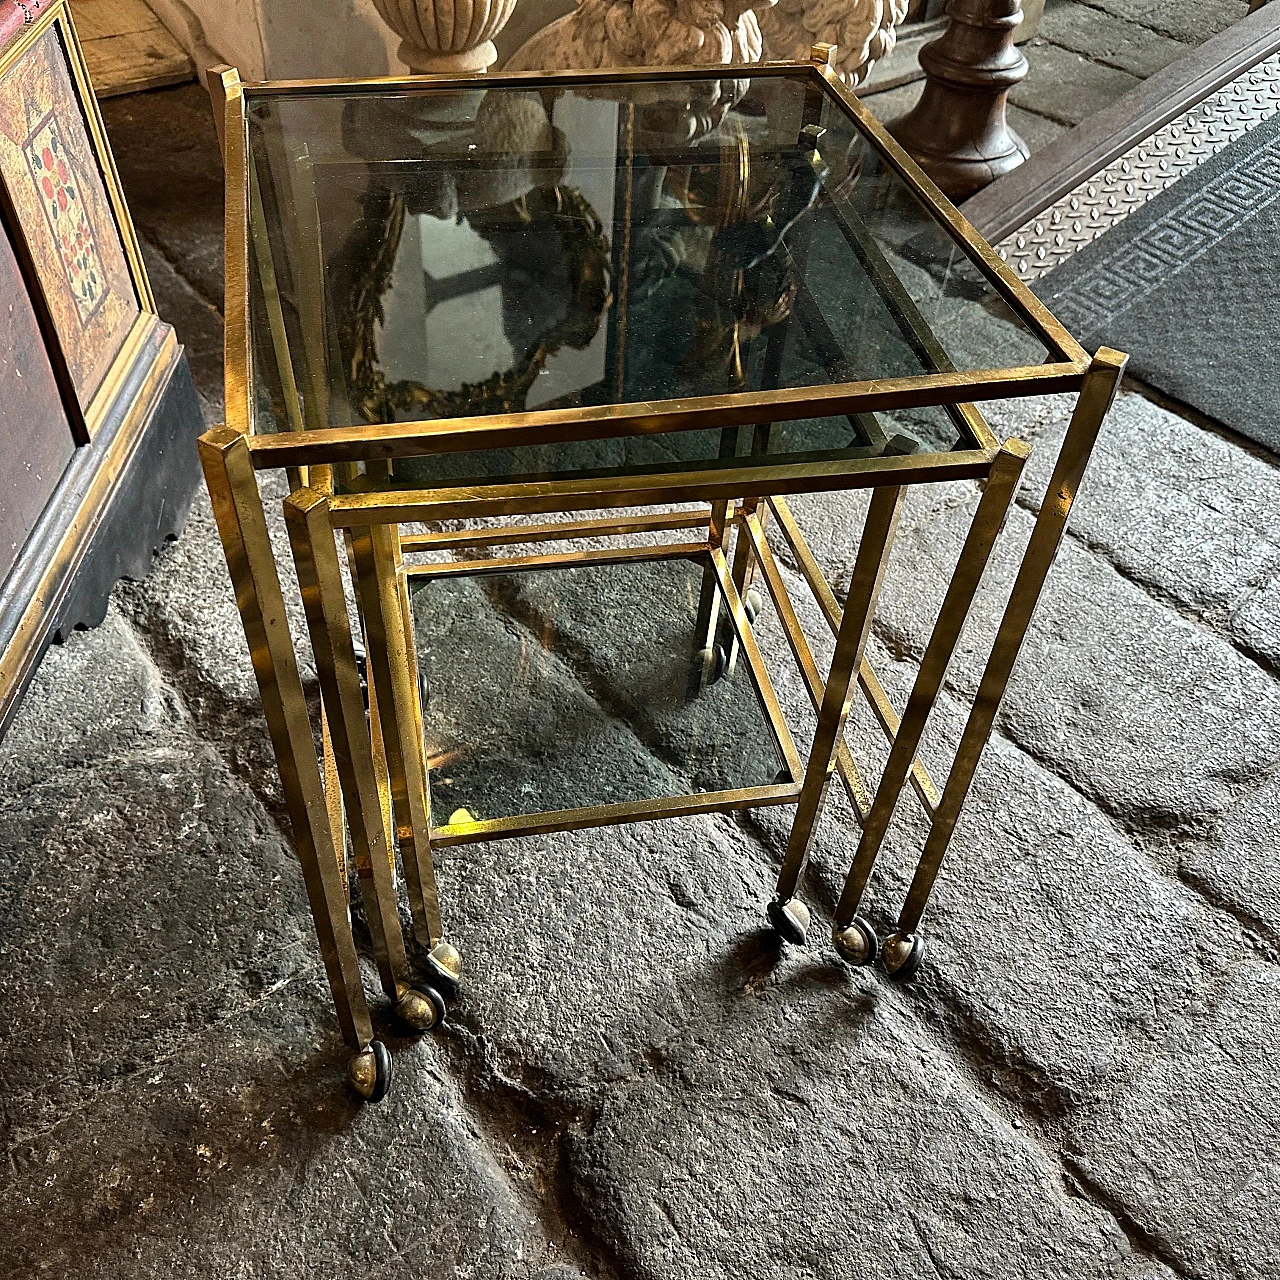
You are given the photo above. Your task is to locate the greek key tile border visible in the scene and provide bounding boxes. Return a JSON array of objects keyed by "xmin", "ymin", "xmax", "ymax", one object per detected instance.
[{"xmin": 996, "ymin": 52, "xmax": 1280, "ymax": 282}]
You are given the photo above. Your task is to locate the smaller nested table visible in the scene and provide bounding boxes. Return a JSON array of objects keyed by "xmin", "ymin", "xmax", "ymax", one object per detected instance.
[{"xmin": 203, "ymin": 48, "xmax": 1125, "ymax": 1101}]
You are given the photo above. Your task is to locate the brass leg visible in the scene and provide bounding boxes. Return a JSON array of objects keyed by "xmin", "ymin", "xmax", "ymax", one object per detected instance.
[
  {"xmin": 284, "ymin": 490, "xmax": 447, "ymax": 1034},
  {"xmin": 197, "ymin": 429, "xmax": 372, "ymax": 1051},
  {"xmin": 831, "ymin": 442, "xmax": 1030, "ymax": 964},
  {"xmin": 743, "ymin": 510, "xmax": 873, "ymax": 815},
  {"xmin": 319, "ymin": 709, "xmax": 350, "ymax": 905},
  {"xmin": 689, "ymin": 500, "xmax": 732, "ymax": 694},
  {"xmin": 730, "ymin": 496, "xmax": 764, "ymax": 597},
  {"xmin": 770, "ymin": 485, "xmax": 906, "ymax": 940},
  {"xmin": 723, "ymin": 495, "xmax": 765, "ymax": 677},
  {"xmin": 349, "ymin": 524, "xmax": 445, "ymax": 951},
  {"xmin": 888, "ymin": 349, "xmax": 1127, "ymax": 977}
]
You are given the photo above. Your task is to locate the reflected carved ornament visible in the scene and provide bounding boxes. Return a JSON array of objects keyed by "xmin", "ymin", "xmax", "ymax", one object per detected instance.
[
  {"xmin": 508, "ymin": 0, "xmax": 907, "ymax": 80},
  {"xmin": 758, "ymin": 0, "xmax": 908, "ymax": 86}
]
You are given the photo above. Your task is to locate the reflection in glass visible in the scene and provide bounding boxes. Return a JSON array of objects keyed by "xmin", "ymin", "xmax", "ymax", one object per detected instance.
[
  {"xmin": 410, "ymin": 554, "xmax": 786, "ymax": 821},
  {"xmin": 245, "ymin": 73, "xmax": 1044, "ymax": 450}
]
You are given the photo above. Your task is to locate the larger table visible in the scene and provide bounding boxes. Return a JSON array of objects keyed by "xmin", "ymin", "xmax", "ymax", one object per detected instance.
[{"xmin": 202, "ymin": 47, "xmax": 1126, "ymax": 1102}]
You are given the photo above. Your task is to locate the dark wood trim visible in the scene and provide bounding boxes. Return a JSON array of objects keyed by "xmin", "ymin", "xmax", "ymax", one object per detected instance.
[
  {"xmin": 961, "ymin": 3, "xmax": 1280, "ymax": 242},
  {"xmin": 0, "ymin": 335, "xmax": 203, "ymax": 739},
  {"xmin": 859, "ymin": 0, "xmax": 1044, "ymax": 95}
]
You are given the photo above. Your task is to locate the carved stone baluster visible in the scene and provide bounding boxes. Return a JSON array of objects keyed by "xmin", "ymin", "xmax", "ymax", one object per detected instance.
[
  {"xmin": 888, "ymin": 0, "xmax": 1029, "ymax": 202},
  {"xmin": 371, "ymin": 0, "xmax": 519, "ymax": 73}
]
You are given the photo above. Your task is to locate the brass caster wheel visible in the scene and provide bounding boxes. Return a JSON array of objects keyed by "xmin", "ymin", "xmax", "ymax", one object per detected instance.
[
  {"xmin": 833, "ymin": 916, "xmax": 879, "ymax": 967},
  {"xmin": 744, "ymin": 587, "xmax": 764, "ymax": 624},
  {"xmin": 695, "ymin": 643, "xmax": 728, "ymax": 685},
  {"xmin": 882, "ymin": 931, "xmax": 925, "ymax": 983},
  {"xmin": 396, "ymin": 984, "xmax": 447, "ymax": 1032},
  {"xmin": 425, "ymin": 940, "xmax": 463, "ymax": 998},
  {"xmin": 767, "ymin": 896, "xmax": 810, "ymax": 945},
  {"xmin": 348, "ymin": 1040, "xmax": 392, "ymax": 1103}
]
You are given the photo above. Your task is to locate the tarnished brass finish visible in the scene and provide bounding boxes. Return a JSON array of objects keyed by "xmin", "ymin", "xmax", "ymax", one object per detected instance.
[
  {"xmin": 200, "ymin": 53, "xmax": 1128, "ymax": 1077},
  {"xmin": 347, "ymin": 1047, "xmax": 378, "ymax": 1096},
  {"xmin": 834, "ymin": 440, "xmax": 1030, "ymax": 928},
  {"xmin": 404, "ymin": 541, "xmax": 711, "ymax": 582},
  {"xmin": 198, "ymin": 429, "xmax": 372, "ymax": 1049},
  {"xmin": 394, "ymin": 983, "xmax": 445, "ymax": 1031},
  {"xmin": 431, "ymin": 778, "xmax": 802, "ymax": 847},
  {"xmin": 774, "ymin": 486, "xmax": 905, "ymax": 905},
  {"xmin": 284, "ymin": 487, "xmax": 409, "ymax": 997},
  {"xmin": 349, "ymin": 524, "xmax": 444, "ymax": 947},
  {"xmin": 894, "ymin": 349, "xmax": 1128, "ymax": 938},
  {"xmin": 347, "ymin": 1041, "xmax": 391, "ymax": 1102},
  {"xmin": 400, "ymin": 510, "xmax": 710, "ymax": 554},
  {"xmin": 426, "ymin": 941, "xmax": 464, "ymax": 992},
  {"xmin": 316, "ymin": 449, "xmax": 995, "ymax": 527}
]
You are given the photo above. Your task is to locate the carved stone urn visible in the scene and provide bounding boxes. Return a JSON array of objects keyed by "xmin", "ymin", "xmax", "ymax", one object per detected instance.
[{"xmin": 371, "ymin": 0, "xmax": 519, "ymax": 72}]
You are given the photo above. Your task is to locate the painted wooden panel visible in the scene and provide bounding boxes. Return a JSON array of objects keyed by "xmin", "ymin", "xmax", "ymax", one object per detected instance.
[
  {"xmin": 0, "ymin": 214, "xmax": 77, "ymax": 585},
  {"xmin": 0, "ymin": 21, "xmax": 140, "ymax": 410}
]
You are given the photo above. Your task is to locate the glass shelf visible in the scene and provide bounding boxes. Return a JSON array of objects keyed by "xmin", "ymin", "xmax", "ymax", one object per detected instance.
[
  {"xmin": 243, "ymin": 70, "xmax": 1055, "ymax": 446},
  {"xmin": 408, "ymin": 551, "xmax": 789, "ymax": 826}
]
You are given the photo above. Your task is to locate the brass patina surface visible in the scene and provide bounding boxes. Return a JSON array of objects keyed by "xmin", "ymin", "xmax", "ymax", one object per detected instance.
[{"xmin": 202, "ymin": 48, "xmax": 1126, "ymax": 1096}]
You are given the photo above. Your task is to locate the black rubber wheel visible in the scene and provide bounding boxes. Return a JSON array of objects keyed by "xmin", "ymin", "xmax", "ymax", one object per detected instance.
[
  {"xmin": 417, "ymin": 666, "xmax": 430, "ymax": 714},
  {"xmin": 423, "ymin": 984, "xmax": 448, "ymax": 1026},
  {"xmin": 883, "ymin": 932, "xmax": 925, "ymax": 983},
  {"xmin": 368, "ymin": 1040, "xmax": 392, "ymax": 1104},
  {"xmin": 744, "ymin": 587, "xmax": 764, "ymax": 625},
  {"xmin": 767, "ymin": 897, "xmax": 810, "ymax": 946},
  {"xmin": 695, "ymin": 644, "xmax": 728, "ymax": 685}
]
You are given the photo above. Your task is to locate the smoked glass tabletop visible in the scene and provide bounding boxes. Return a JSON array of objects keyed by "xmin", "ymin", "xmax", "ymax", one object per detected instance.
[
  {"xmin": 242, "ymin": 70, "xmax": 1053, "ymax": 476},
  {"xmin": 410, "ymin": 553, "xmax": 788, "ymax": 824}
]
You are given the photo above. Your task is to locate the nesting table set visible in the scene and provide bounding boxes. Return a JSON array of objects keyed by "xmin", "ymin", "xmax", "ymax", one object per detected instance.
[{"xmin": 203, "ymin": 47, "xmax": 1125, "ymax": 1100}]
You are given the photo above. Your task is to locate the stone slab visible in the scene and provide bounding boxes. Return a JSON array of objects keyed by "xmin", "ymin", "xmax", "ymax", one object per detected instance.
[
  {"xmin": 1012, "ymin": 42, "xmax": 1142, "ymax": 126},
  {"xmin": 141, "ymin": 240, "xmax": 224, "ymax": 424},
  {"xmin": 1008, "ymin": 103, "xmax": 1071, "ymax": 153},
  {"xmin": 435, "ymin": 808, "xmax": 783, "ymax": 1105},
  {"xmin": 1180, "ymin": 767, "xmax": 1280, "ymax": 940},
  {"xmin": 0, "ymin": 608, "xmax": 179, "ymax": 796},
  {"xmin": 1036, "ymin": 8, "xmax": 1193, "ymax": 79},
  {"xmin": 992, "ymin": 389, "xmax": 1280, "ymax": 672},
  {"xmin": 861, "ymin": 489, "xmax": 1280, "ymax": 833},
  {"xmin": 1066, "ymin": 960, "xmax": 1280, "ymax": 1280},
  {"xmin": 1082, "ymin": 0, "xmax": 1249, "ymax": 45},
  {"xmin": 412, "ymin": 570, "xmax": 683, "ymax": 822},
  {"xmin": 100, "ymin": 83, "xmax": 226, "ymax": 312},
  {"xmin": 117, "ymin": 472, "xmax": 313, "ymax": 742},
  {"xmin": 567, "ymin": 978, "xmax": 1174, "ymax": 1280},
  {"xmin": 642, "ymin": 554, "xmax": 1240, "ymax": 1112},
  {"xmin": 0, "ymin": 611, "xmax": 316, "ymax": 1146},
  {"xmin": 866, "ymin": 691, "xmax": 1242, "ymax": 1109},
  {"xmin": 0, "ymin": 979, "xmax": 570, "ymax": 1279},
  {"xmin": 489, "ymin": 554, "xmax": 786, "ymax": 797}
]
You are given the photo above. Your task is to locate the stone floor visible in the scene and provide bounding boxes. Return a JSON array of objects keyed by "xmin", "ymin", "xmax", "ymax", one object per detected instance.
[
  {"xmin": 4, "ymin": 7, "xmax": 1280, "ymax": 1276},
  {"xmin": 863, "ymin": 0, "xmax": 1255, "ymax": 152}
]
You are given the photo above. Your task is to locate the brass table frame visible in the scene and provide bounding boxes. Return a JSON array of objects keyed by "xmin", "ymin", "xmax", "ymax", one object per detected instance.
[{"xmin": 202, "ymin": 48, "xmax": 1127, "ymax": 1100}]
